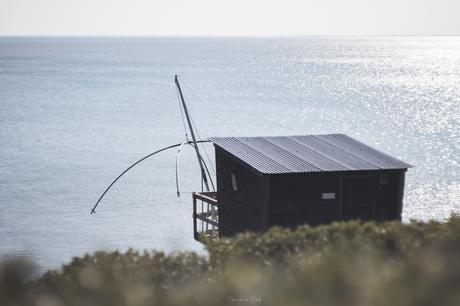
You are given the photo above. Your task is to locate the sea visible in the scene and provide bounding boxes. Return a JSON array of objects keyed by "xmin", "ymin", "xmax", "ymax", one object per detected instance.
[{"xmin": 0, "ymin": 37, "xmax": 459, "ymax": 273}]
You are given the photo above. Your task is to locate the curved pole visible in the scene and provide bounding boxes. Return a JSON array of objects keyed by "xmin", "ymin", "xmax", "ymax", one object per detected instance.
[
  {"xmin": 90, "ymin": 140, "xmax": 210, "ymax": 214},
  {"xmin": 175, "ymin": 141, "xmax": 189, "ymax": 197}
]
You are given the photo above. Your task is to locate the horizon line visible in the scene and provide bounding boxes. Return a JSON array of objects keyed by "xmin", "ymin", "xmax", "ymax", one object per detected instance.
[{"xmin": 1, "ymin": 34, "xmax": 459, "ymax": 38}]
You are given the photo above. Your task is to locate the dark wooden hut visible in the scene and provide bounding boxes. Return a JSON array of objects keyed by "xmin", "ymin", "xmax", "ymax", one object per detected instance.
[{"xmin": 192, "ymin": 134, "xmax": 412, "ymax": 241}]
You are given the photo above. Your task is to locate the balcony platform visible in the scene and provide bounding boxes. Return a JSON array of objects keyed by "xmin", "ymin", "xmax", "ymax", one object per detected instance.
[{"xmin": 192, "ymin": 192, "xmax": 219, "ymax": 242}]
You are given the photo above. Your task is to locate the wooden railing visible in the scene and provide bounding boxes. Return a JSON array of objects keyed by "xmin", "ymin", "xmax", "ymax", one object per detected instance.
[{"xmin": 192, "ymin": 192, "xmax": 218, "ymax": 242}]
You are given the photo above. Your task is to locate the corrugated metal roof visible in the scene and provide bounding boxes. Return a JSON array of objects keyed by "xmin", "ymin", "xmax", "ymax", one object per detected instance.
[{"xmin": 209, "ymin": 134, "xmax": 413, "ymax": 174}]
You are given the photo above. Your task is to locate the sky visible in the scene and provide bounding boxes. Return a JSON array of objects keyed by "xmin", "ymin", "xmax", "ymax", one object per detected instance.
[{"xmin": 0, "ymin": 0, "xmax": 459, "ymax": 36}]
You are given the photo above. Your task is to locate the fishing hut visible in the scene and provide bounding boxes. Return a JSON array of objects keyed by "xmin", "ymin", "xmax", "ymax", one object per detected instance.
[
  {"xmin": 90, "ymin": 76, "xmax": 413, "ymax": 244},
  {"xmin": 193, "ymin": 134, "xmax": 412, "ymax": 241}
]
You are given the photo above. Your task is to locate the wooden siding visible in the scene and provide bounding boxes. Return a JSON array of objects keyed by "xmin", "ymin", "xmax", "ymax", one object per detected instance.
[
  {"xmin": 269, "ymin": 172, "xmax": 340, "ymax": 227},
  {"xmin": 269, "ymin": 170, "xmax": 406, "ymax": 228},
  {"xmin": 215, "ymin": 148, "xmax": 267, "ymax": 236},
  {"xmin": 374, "ymin": 170, "xmax": 406, "ymax": 221},
  {"xmin": 214, "ymin": 145, "xmax": 407, "ymax": 236}
]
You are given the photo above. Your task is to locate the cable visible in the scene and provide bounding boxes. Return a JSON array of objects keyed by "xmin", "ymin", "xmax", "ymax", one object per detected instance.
[
  {"xmin": 176, "ymin": 142, "xmax": 216, "ymax": 198},
  {"xmin": 190, "ymin": 114, "xmax": 216, "ymax": 177},
  {"xmin": 182, "ymin": 83, "xmax": 217, "ymax": 177}
]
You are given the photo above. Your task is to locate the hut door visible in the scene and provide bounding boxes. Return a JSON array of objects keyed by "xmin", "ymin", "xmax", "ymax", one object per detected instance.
[{"xmin": 341, "ymin": 176, "xmax": 375, "ymax": 221}]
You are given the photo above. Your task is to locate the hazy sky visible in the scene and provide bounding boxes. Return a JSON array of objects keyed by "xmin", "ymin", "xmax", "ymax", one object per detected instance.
[{"xmin": 1, "ymin": 0, "xmax": 459, "ymax": 36}]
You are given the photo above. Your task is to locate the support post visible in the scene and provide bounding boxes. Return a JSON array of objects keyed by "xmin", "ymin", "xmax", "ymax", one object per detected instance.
[{"xmin": 193, "ymin": 194, "xmax": 198, "ymax": 240}]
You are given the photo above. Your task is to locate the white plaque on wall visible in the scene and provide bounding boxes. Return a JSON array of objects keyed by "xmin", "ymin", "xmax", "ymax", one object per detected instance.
[{"xmin": 322, "ymin": 192, "xmax": 336, "ymax": 200}]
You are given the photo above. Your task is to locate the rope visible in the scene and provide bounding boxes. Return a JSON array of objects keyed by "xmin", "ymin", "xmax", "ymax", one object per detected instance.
[
  {"xmin": 183, "ymin": 82, "xmax": 217, "ymax": 176},
  {"xmin": 191, "ymin": 114, "xmax": 216, "ymax": 177}
]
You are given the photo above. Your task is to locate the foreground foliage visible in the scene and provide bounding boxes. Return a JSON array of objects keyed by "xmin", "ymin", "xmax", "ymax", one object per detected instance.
[{"xmin": 1, "ymin": 217, "xmax": 460, "ymax": 306}]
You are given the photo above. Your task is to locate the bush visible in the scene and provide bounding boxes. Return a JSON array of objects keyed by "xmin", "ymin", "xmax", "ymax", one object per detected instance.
[{"xmin": 1, "ymin": 216, "xmax": 460, "ymax": 306}]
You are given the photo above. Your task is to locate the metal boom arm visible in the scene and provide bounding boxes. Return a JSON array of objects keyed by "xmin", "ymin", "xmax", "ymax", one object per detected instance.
[{"xmin": 175, "ymin": 75, "xmax": 211, "ymax": 191}]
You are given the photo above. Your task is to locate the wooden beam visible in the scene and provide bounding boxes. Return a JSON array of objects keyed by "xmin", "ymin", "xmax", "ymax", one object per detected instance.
[
  {"xmin": 196, "ymin": 213, "xmax": 219, "ymax": 227},
  {"xmin": 193, "ymin": 192, "xmax": 218, "ymax": 205},
  {"xmin": 193, "ymin": 195, "xmax": 198, "ymax": 240}
]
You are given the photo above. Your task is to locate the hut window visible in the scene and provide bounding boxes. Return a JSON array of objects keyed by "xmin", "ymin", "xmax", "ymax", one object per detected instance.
[
  {"xmin": 322, "ymin": 193, "xmax": 336, "ymax": 200},
  {"xmin": 379, "ymin": 174, "xmax": 389, "ymax": 184},
  {"xmin": 230, "ymin": 173, "xmax": 238, "ymax": 192}
]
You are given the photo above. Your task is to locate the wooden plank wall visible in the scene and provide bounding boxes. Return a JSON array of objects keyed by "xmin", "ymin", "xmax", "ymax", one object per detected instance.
[
  {"xmin": 215, "ymin": 148, "xmax": 266, "ymax": 236},
  {"xmin": 215, "ymin": 144, "xmax": 407, "ymax": 235},
  {"xmin": 269, "ymin": 170, "xmax": 406, "ymax": 227},
  {"xmin": 269, "ymin": 172, "xmax": 340, "ymax": 227}
]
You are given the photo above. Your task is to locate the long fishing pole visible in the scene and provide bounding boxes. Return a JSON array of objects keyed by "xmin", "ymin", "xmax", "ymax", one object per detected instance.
[{"xmin": 90, "ymin": 140, "xmax": 210, "ymax": 214}]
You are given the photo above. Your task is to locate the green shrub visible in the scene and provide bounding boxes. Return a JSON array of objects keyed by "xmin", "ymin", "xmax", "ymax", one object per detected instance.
[{"xmin": 1, "ymin": 216, "xmax": 460, "ymax": 306}]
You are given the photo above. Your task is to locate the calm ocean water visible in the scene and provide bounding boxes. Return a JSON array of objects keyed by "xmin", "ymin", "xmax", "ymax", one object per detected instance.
[{"xmin": 0, "ymin": 37, "xmax": 459, "ymax": 272}]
